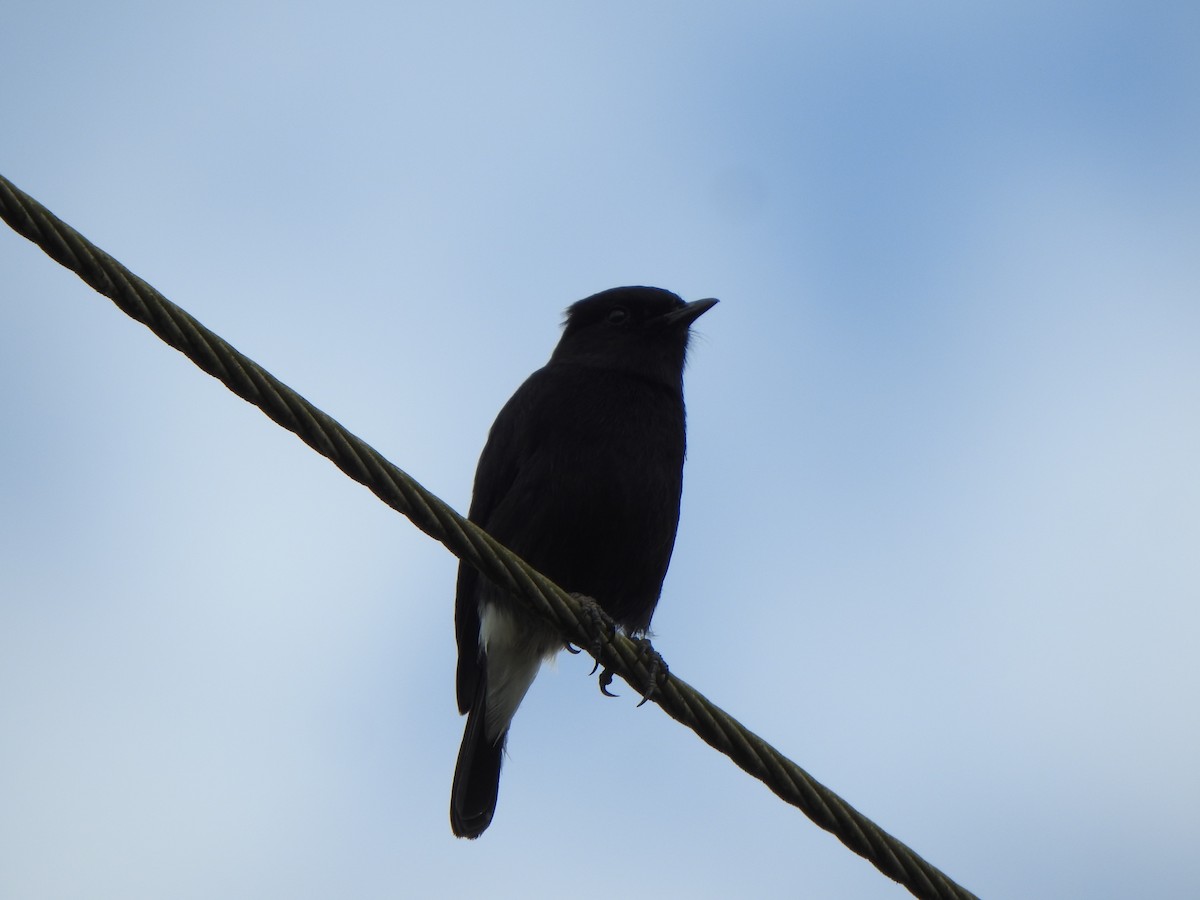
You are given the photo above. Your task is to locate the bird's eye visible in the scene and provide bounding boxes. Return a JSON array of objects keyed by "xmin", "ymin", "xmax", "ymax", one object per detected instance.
[{"xmin": 607, "ymin": 306, "xmax": 630, "ymax": 325}]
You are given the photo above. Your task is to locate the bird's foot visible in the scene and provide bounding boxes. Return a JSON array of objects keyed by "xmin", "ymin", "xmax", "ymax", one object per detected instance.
[
  {"xmin": 630, "ymin": 635, "xmax": 669, "ymax": 707},
  {"xmin": 594, "ymin": 637, "xmax": 668, "ymax": 703},
  {"xmin": 565, "ymin": 593, "xmax": 625, "ymax": 698},
  {"xmin": 565, "ymin": 593, "xmax": 617, "ymax": 665}
]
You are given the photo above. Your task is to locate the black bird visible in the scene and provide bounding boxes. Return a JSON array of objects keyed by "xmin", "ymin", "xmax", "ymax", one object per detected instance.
[{"xmin": 450, "ymin": 286, "xmax": 716, "ymax": 839}]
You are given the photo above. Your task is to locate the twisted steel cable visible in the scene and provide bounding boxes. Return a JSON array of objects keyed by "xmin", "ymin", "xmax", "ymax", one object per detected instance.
[{"xmin": 2, "ymin": 172, "xmax": 979, "ymax": 900}]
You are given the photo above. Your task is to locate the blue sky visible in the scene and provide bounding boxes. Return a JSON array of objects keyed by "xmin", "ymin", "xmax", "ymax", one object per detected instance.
[{"xmin": 2, "ymin": 2, "xmax": 1198, "ymax": 897}]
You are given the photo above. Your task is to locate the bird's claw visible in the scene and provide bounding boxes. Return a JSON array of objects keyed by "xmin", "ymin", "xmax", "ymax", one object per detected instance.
[
  {"xmin": 567, "ymin": 592, "xmax": 624, "ymax": 697},
  {"xmin": 569, "ymin": 592, "xmax": 617, "ymax": 665},
  {"xmin": 594, "ymin": 638, "xmax": 668, "ymax": 704},
  {"xmin": 566, "ymin": 594, "xmax": 665, "ymax": 703},
  {"xmin": 630, "ymin": 635, "xmax": 668, "ymax": 707}
]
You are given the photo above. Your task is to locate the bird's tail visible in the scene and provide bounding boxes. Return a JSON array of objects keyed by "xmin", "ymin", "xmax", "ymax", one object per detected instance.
[{"xmin": 450, "ymin": 673, "xmax": 505, "ymax": 839}]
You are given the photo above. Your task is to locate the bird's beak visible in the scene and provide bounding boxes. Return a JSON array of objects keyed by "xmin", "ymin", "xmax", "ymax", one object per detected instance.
[{"xmin": 663, "ymin": 297, "xmax": 719, "ymax": 327}]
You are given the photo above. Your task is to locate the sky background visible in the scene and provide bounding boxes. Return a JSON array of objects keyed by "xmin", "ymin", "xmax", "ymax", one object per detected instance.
[{"xmin": 3, "ymin": 2, "xmax": 1199, "ymax": 898}]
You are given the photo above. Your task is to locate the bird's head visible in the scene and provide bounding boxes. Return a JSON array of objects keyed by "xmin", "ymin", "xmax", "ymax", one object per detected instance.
[{"xmin": 550, "ymin": 286, "xmax": 718, "ymax": 386}]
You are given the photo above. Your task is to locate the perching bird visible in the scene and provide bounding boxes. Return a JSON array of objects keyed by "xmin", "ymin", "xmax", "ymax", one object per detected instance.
[{"xmin": 450, "ymin": 286, "xmax": 716, "ymax": 839}]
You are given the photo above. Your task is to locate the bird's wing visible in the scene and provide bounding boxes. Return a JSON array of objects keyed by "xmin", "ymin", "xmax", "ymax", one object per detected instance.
[{"xmin": 454, "ymin": 369, "xmax": 546, "ymax": 712}]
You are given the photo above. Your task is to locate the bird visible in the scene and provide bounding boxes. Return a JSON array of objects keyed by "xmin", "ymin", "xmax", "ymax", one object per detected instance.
[{"xmin": 450, "ymin": 285, "xmax": 716, "ymax": 839}]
